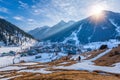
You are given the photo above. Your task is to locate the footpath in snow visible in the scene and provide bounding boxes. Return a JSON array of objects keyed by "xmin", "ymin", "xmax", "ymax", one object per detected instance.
[{"xmin": 55, "ymin": 49, "xmax": 120, "ymax": 74}]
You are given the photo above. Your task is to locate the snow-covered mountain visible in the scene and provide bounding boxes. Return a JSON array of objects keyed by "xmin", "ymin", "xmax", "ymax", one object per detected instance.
[
  {"xmin": 29, "ymin": 20, "xmax": 75, "ymax": 40},
  {"xmin": 28, "ymin": 26, "xmax": 49, "ymax": 40},
  {"xmin": 0, "ymin": 18, "xmax": 35, "ymax": 46},
  {"xmin": 37, "ymin": 11, "xmax": 120, "ymax": 44}
]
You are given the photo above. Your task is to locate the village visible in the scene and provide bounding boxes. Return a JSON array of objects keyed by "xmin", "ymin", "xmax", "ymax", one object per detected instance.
[{"xmin": 0, "ymin": 42, "xmax": 85, "ymax": 64}]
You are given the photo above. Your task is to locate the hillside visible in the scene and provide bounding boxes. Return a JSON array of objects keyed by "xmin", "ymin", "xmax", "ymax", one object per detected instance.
[{"xmin": 0, "ymin": 18, "xmax": 35, "ymax": 46}]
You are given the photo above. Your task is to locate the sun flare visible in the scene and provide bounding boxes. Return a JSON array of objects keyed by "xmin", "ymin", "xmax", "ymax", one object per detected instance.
[
  {"xmin": 89, "ymin": 4, "xmax": 107, "ymax": 21},
  {"xmin": 91, "ymin": 5, "xmax": 104, "ymax": 17}
]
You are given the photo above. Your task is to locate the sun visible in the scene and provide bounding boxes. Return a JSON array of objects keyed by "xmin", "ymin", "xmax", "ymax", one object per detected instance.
[
  {"xmin": 89, "ymin": 4, "xmax": 107, "ymax": 21},
  {"xmin": 91, "ymin": 5, "xmax": 104, "ymax": 17}
]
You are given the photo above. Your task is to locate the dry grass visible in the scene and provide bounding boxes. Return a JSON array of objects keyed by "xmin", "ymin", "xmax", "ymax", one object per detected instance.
[
  {"xmin": 0, "ymin": 47, "xmax": 120, "ymax": 80},
  {"xmin": 11, "ymin": 70, "xmax": 120, "ymax": 80},
  {"xmin": 48, "ymin": 56, "xmax": 76, "ymax": 67},
  {"xmin": 81, "ymin": 49, "xmax": 106, "ymax": 60},
  {"xmin": 94, "ymin": 47, "xmax": 120, "ymax": 66}
]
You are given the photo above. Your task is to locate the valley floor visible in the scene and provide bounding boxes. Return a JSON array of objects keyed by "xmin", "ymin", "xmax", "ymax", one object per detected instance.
[
  {"xmin": 0, "ymin": 41, "xmax": 120, "ymax": 80},
  {"xmin": 0, "ymin": 61, "xmax": 120, "ymax": 80},
  {"xmin": 0, "ymin": 49, "xmax": 120, "ymax": 80}
]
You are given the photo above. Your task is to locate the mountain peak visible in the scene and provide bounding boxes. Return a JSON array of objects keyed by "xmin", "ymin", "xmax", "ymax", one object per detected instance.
[
  {"xmin": 67, "ymin": 20, "xmax": 75, "ymax": 24},
  {"xmin": 57, "ymin": 20, "xmax": 66, "ymax": 25}
]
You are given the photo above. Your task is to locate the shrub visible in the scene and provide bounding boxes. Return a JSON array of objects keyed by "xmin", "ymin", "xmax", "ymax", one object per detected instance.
[{"xmin": 99, "ymin": 45, "xmax": 108, "ymax": 50}]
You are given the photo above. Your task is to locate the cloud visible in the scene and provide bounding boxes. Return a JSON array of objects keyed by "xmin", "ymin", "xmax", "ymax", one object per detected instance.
[
  {"xmin": 18, "ymin": 1, "xmax": 29, "ymax": 9},
  {"xmin": 27, "ymin": 18, "xmax": 34, "ymax": 22},
  {"xmin": 0, "ymin": 7, "xmax": 8, "ymax": 13},
  {"xmin": 13, "ymin": 16, "xmax": 24, "ymax": 21},
  {"xmin": 3, "ymin": 0, "xmax": 120, "ymax": 31},
  {"xmin": 32, "ymin": 9, "xmax": 41, "ymax": 15}
]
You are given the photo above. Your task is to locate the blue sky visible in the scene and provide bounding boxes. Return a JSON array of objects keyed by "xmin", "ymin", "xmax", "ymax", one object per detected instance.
[{"xmin": 0, "ymin": 0, "xmax": 120, "ymax": 31}]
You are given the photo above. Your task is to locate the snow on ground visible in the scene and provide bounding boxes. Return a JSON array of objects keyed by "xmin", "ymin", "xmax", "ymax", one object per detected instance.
[
  {"xmin": 0, "ymin": 52, "xmax": 67, "ymax": 67},
  {"xmin": 83, "ymin": 39, "xmax": 120, "ymax": 50},
  {"xmin": 70, "ymin": 54, "xmax": 86, "ymax": 60},
  {"xmin": 59, "ymin": 62, "xmax": 70, "ymax": 65},
  {"xmin": 16, "ymin": 62, "xmax": 38, "ymax": 66},
  {"xmin": 0, "ymin": 56, "xmax": 17, "ymax": 68},
  {"xmin": 0, "ymin": 39, "xmax": 36, "ymax": 54},
  {"xmin": 0, "ymin": 47, "xmax": 20, "ymax": 53},
  {"xmin": 89, "ymin": 49, "xmax": 112, "ymax": 61},
  {"xmin": 0, "ymin": 75, "xmax": 22, "ymax": 80},
  {"xmin": 0, "ymin": 66, "xmax": 26, "ymax": 71},
  {"xmin": 20, "ymin": 52, "xmax": 67, "ymax": 63},
  {"xmin": 55, "ymin": 49, "xmax": 120, "ymax": 74},
  {"xmin": 109, "ymin": 19, "xmax": 120, "ymax": 35},
  {"xmin": 63, "ymin": 24, "xmax": 82, "ymax": 45},
  {"xmin": 55, "ymin": 61, "xmax": 120, "ymax": 74},
  {"xmin": 18, "ymin": 68, "xmax": 52, "ymax": 74},
  {"xmin": 0, "ymin": 75, "xmax": 4, "ymax": 78}
]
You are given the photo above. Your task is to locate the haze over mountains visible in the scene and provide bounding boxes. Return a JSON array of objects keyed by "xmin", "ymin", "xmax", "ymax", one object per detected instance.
[
  {"xmin": 1, "ymin": 10, "xmax": 120, "ymax": 46},
  {"xmin": 29, "ymin": 11, "xmax": 120, "ymax": 44},
  {"xmin": 29, "ymin": 20, "xmax": 75, "ymax": 40}
]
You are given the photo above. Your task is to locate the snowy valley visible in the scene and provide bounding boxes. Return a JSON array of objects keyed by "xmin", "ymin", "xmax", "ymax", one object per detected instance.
[{"xmin": 0, "ymin": 10, "xmax": 120, "ymax": 80}]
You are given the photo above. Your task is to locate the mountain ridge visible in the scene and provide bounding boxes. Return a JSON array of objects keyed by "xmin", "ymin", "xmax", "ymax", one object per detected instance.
[
  {"xmin": 42, "ymin": 11, "xmax": 120, "ymax": 44},
  {"xmin": 29, "ymin": 11, "xmax": 120, "ymax": 44}
]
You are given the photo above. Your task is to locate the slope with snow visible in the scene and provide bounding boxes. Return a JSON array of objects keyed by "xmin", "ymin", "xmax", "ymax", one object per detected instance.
[
  {"xmin": 0, "ymin": 52, "xmax": 67, "ymax": 68},
  {"xmin": 30, "ymin": 11, "xmax": 120, "ymax": 44},
  {"xmin": 55, "ymin": 49, "xmax": 120, "ymax": 74},
  {"xmin": 0, "ymin": 18, "xmax": 36, "ymax": 46}
]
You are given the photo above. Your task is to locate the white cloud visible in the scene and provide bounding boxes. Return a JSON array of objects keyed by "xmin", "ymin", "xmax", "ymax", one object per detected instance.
[
  {"xmin": 18, "ymin": 1, "xmax": 29, "ymax": 9},
  {"xmin": 33, "ymin": 9, "xmax": 41, "ymax": 15},
  {"xmin": 0, "ymin": 7, "xmax": 8, "ymax": 13},
  {"xmin": 15, "ymin": 0, "xmax": 120, "ymax": 30},
  {"xmin": 13, "ymin": 16, "xmax": 24, "ymax": 21},
  {"xmin": 27, "ymin": 19, "xmax": 34, "ymax": 22}
]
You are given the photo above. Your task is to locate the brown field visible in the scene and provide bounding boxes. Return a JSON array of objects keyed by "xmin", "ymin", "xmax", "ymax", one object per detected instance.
[
  {"xmin": 82, "ymin": 49, "xmax": 106, "ymax": 60},
  {"xmin": 0, "ymin": 47, "xmax": 120, "ymax": 80},
  {"xmin": 94, "ymin": 46, "xmax": 120, "ymax": 66},
  {"xmin": 11, "ymin": 70, "xmax": 120, "ymax": 80}
]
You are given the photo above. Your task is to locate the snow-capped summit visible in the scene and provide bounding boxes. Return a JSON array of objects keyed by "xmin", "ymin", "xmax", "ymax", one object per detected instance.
[
  {"xmin": 57, "ymin": 20, "xmax": 66, "ymax": 25},
  {"xmin": 39, "ymin": 11, "xmax": 120, "ymax": 44}
]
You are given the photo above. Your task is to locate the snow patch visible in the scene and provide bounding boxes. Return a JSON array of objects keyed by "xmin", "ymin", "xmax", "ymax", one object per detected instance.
[
  {"xmin": 109, "ymin": 19, "xmax": 120, "ymax": 35},
  {"xmin": 17, "ymin": 62, "xmax": 38, "ymax": 66},
  {"xmin": 19, "ymin": 68, "xmax": 52, "ymax": 74},
  {"xmin": 63, "ymin": 24, "xmax": 83, "ymax": 45},
  {"xmin": 0, "ymin": 66, "xmax": 26, "ymax": 71},
  {"xmin": 89, "ymin": 49, "xmax": 112, "ymax": 61},
  {"xmin": 55, "ymin": 49, "xmax": 120, "ymax": 74},
  {"xmin": 0, "ymin": 75, "xmax": 22, "ymax": 80}
]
